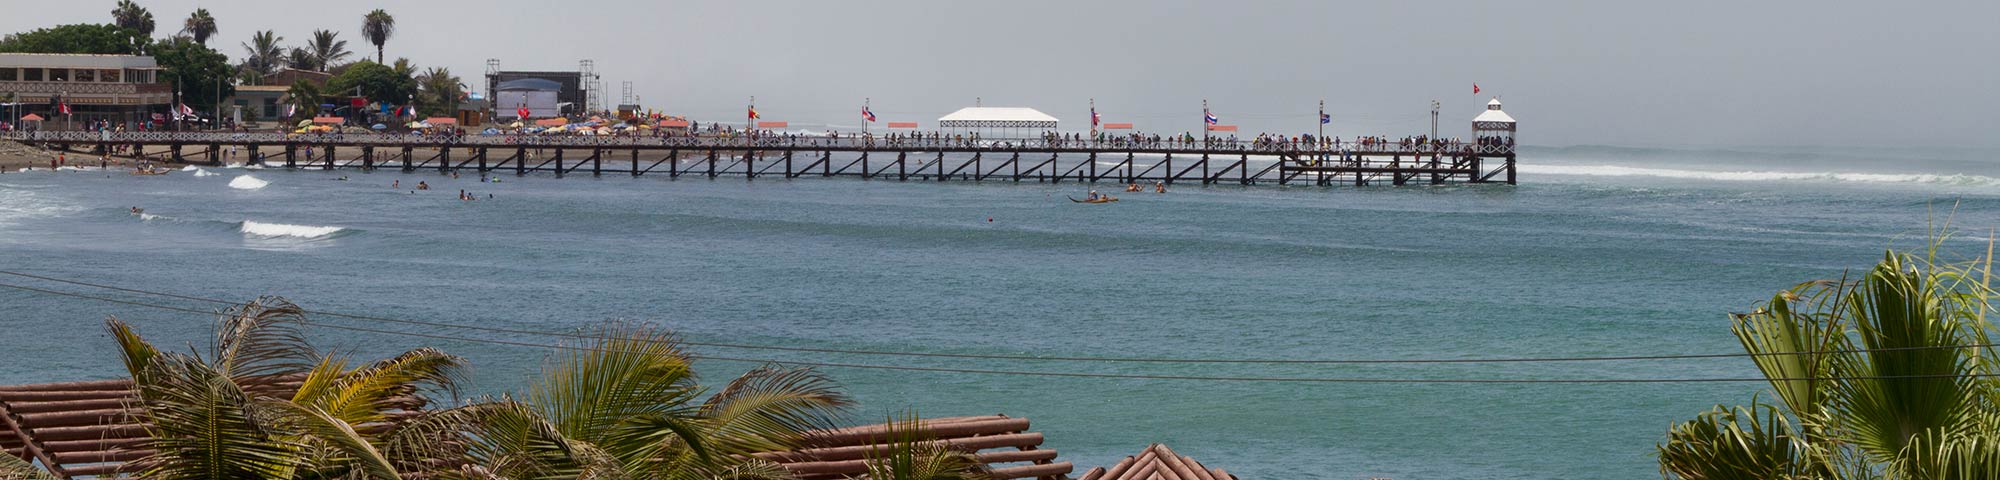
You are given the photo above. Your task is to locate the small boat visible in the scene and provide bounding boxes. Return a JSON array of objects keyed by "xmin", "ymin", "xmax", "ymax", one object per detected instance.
[
  {"xmin": 1068, "ymin": 195, "xmax": 1119, "ymax": 204},
  {"xmin": 128, "ymin": 168, "xmax": 171, "ymax": 176}
]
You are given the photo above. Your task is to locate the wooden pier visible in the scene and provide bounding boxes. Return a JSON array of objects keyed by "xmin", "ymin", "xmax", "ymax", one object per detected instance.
[{"xmin": 5, "ymin": 131, "xmax": 1516, "ymax": 186}]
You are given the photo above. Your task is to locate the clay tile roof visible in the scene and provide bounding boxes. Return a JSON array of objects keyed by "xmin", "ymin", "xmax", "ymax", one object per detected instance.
[
  {"xmin": 757, "ymin": 414, "xmax": 1072, "ymax": 480},
  {"xmin": 1076, "ymin": 444, "xmax": 1237, "ymax": 480},
  {"xmin": 3, "ymin": 379, "xmax": 1070, "ymax": 480}
]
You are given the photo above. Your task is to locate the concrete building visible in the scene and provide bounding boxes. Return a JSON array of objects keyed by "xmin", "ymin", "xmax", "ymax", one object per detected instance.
[{"xmin": 0, "ymin": 53, "xmax": 170, "ymax": 128}]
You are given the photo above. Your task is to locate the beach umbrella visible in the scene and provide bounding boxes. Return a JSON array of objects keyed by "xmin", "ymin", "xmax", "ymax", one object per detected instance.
[
  {"xmin": 371, "ymin": 123, "xmax": 388, "ymax": 130},
  {"xmin": 482, "ymin": 128, "xmax": 501, "ymax": 135},
  {"xmin": 296, "ymin": 119, "xmax": 313, "ymax": 128},
  {"xmin": 508, "ymin": 121, "xmax": 524, "ymax": 128}
]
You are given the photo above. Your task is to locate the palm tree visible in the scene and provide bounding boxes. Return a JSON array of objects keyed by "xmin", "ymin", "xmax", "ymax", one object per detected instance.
[
  {"xmin": 417, "ymin": 67, "xmax": 463, "ymax": 117},
  {"xmin": 181, "ymin": 8, "xmax": 217, "ymax": 45},
  {"xmin": 304, "ymin": 30, "xmax": 351, "ymax": 71},
  {"xmin": 111, "ymin": 0, "xmax": 155, "ymax": 37},
  {"xmin": 1657, "ymin": 241, "xmax": 2000, "ymax": 479},
  {"xmin": 238, "ymin": 30, "xmax": 285, "ymax": 82},
  {"xmin": 864, "ymin": 414, "xmax": 991, "ymax": 480},
  {"xmin": 361, "ymin": 9, "xmax": 395, "ymax": 64},
  {"xmin": 284, "ymin": 80, "xmax": 322, "ymax": 120},
  {"xmin": 382, "ymin": 323, "xmax": 853, "ymax": 478},
  {"xmin": 107, "ymin": 297, "xmax": 463, "ymax": 479}
]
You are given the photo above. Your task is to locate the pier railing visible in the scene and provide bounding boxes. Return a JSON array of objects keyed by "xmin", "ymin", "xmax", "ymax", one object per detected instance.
[{"xmin": 2, "ymin": 131, "xmax": 1517, "ymax": 155}]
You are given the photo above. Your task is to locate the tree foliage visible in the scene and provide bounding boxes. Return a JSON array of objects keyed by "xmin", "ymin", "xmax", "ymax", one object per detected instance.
[
  {"xmin": 111, "ymin": 0, "xmax": 156, "ymax": 38},
  {"xmin": 181, "ymin": 8, "xmax": 217, "ymax": 45},
  {"xmin": 416, "ymin": 67, "xmax": 463, "ymax": 117},
  {"xmin": 150, "ymin": 36, "xmax": 236, "ymax": 112},
  {"xmin": 327, "ymin": 60, "xmax": 416, "ymax": 107},
  {"xmin": 0, "ymin": 23, "xmax": 144, "ymax": 55},
  {"xmin": 1658, "ymin": 235, "xmax": 2000, "ymax": 480},
  {"xmin": 238, "ymin": 30, "xmax": 284, "ymax": 83},
  {"xmin": 284, "ymin": 80, "xmax": 322, "ymax": 121},
  {"xmin": 361, "ymin": 9, "xmax": 395, "ymax": 64},
  {"xmin": 294, "ymin": 29, "xmax": 351, "ymax": 72}
]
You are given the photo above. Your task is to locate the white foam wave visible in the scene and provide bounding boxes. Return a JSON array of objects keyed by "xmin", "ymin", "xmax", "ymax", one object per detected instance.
[
  {"xmin": 191, "ymin": 168, "xmax": 219, "ymax": 177},
  {"xmin": 1522, "ymin": 164, "xmax": 2000, "ymax": 187},
  {"xmin": 228, "ymin": 175, "xmax": 269, "ymax": 190},
  {"xmin": 240, "ymin": 221, "xmax": 344, "ymax": 238},
  {"xmin": 138, "ymin": 213, "xmax": 166, "ymax": 221},
  {"xmin": 223, "ymin": 163, "xmax": 246, "ymax": 169},
  {"xmin": 180, "ymin": 165, "xmax": 199, "ymax": 171}
]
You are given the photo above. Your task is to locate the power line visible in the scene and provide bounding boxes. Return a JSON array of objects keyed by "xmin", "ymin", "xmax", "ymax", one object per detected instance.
[
  {"xmin": 2, "ymin": 270, "xmax": 1993, "ymax": 365},
  {"xmin": 11, "ymin": 282, "xmax": 2000, "ymax": 386}
]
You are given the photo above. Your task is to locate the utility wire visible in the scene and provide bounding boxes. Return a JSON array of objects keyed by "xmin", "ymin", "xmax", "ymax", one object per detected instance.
[
  {"xmin": 10, "ymin": 280, "xmax": 2000, "ymax": 385},
  {"xmin": 3, "ymin": 270, "xmax": 1994, "ymax": 365}
]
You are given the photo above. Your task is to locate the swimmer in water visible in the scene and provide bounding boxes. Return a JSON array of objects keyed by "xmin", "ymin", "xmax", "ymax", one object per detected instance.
[{"xmin": 130, "ymin": 207, "xmax": 143, "ymax": 215}]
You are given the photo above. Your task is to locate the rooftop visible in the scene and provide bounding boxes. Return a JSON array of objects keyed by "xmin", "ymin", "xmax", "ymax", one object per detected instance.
[
  {"xmin": 939, "ymin": 107, "xmax": 1060, "ymax": 124},
  {"xmin": 0, "ymin": 53, "xmax": 159, "ymax": 70}
]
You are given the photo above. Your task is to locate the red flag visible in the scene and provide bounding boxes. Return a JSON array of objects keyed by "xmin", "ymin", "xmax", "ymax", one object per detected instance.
[
  {"xmin": 1473, "ymin": 83, "xmax": 1481, "ymax": 94},
  {"xmin": 517, "ymin": 106, "xmax": 531, "ymax": 119},
  {"xmin": 58, "ymin": 102, "xmax": 71, "ymax": 115}
]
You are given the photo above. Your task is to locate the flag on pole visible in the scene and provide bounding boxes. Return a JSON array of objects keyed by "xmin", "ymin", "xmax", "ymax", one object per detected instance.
[
  {"xmin": 748, "ymin": 105, "xmax": 760, "ymax": 119},
  {"xmin": 1320, "ymin": 112, "xmax": 1330, "ymax": 125},
  {"xmin": 861, "ymin": 106, "xmax": 876, "ymax": 122},
  {"xmin": 1091, "ymin": 107, "xmax": 1100, "ymax": 127},
  {"xmin": 285, "ymin": 103, "xmax": 297, "ymax": 118},
  {"xmin": 404, "ymin": 105, "xmax": 417, "ymax": 117},
  {"xmin": 57, "ymin": 101, "xmax": 71, "ymax": 116},
  {"xmin": 1473, "ymin": 83, "xmax": 1481, "ymax": 94},
  {"xmin": 517, "ymin": 106, "xmax": 531, "ymax": 119},
  {"xmin": 1204, "ymin": 110, "xmax": 1218, "ymax": 126},
  {"xmin": 175, "ymin": 103, "xmax": 195, "ymax": 118}
]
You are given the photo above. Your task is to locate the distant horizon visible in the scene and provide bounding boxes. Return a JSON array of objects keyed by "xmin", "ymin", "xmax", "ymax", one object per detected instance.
[{"xmin": 5, "ymin": 0, "xmax": 1997, "ymax": 148}]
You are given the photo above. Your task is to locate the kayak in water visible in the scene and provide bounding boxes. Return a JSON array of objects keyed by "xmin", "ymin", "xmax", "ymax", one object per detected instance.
[{"xmin": 1068, "ymin": 195, "xmax": 1119, "ymax": 204}]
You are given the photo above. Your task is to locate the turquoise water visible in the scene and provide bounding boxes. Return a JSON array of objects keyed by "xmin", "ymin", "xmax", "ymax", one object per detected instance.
[{"xmin": 2, "ymin": 147, "xmax": 1997, "ymax": 478}]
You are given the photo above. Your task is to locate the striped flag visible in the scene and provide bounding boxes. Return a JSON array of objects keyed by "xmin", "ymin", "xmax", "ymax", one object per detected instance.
[
  {"xmin": 1204, "ymin": 110, "xmax": 1218, "ymax": 126},
  {"xmin": 861, "ymin": 106, "xmax": 876, "ymax": 122}
]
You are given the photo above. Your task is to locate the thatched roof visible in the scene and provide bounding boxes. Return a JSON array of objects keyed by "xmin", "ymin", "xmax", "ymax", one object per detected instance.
[{"xmin": 1077, "ymin": 444, "xmax": 1235, "ymax": 480}]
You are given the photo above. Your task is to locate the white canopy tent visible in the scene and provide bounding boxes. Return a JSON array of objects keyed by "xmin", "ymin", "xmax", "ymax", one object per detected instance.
[{"xmin": 938, "ymin": 107, "xmax": 1058, "ymax": 138}]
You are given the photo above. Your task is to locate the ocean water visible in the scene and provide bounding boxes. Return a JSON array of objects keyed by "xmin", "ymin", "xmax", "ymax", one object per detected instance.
[{"xmin": 2, "ymin": 145, "xmax": 1997, "ymax": 479}]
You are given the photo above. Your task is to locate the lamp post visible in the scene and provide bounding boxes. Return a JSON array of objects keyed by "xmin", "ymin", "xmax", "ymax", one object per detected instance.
[{"xmin": 1429, "ymin": 100, "xmax": 1440, "ymax": 141}]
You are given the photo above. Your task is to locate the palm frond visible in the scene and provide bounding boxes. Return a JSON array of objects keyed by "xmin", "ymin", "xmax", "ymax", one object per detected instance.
[
  {"xmin": 0, "ymin": 453, "xmax": 57, "ymax": 480},
  {"xmin": 129, "ymin": 353, "xmax": 300, "ymax": 479},
  {"xmin": 263, "ymin": 400, "xmax": 402, "ymax": 479},
  {"xmin": 1832, "ymin": 252, "xmax": 1984, "ymax": 462},
  {"xmin": 528, "ymin": 323, "xmax": 703, "ymax": 467},
  {"xmin": 294, "ymin": 347, "xmax": 463, "ymax": 425},
  {"xmin": 1657, "ymin": 401, "xmax": 1822, "ymax": 480},
  {"xmin": 701, "ymin": 365, "xmax": 853, "ymax": 456},
  {"xmin": 860, "ymin": 413, "xmax": 988, "ymax": 480},
  {"xmin": 210, "ymin": 296, "xmax": 317, "ymax": 382}
]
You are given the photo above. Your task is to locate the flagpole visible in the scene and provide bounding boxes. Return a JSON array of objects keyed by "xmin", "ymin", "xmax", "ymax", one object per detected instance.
[
  {"xmin": 863, "ymin": 97, "xmax": 869, "ymax": 136},
  {"xmin": 1202, "ymin": 99, "xmax": 1208, "ymax": 144},
  {"xmin": 1318, "ymin": 99, "xmax": 1324, "ymax": 140}
]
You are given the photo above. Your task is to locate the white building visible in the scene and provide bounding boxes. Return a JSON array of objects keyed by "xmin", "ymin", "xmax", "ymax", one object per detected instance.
[{"xmin": 0, "ymin": 53, "xmax": 170, "ymax": 127}]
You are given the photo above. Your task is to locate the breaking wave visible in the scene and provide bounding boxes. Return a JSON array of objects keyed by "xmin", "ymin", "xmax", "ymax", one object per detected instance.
[
  {"xmin": 1521, "ymin": 164, "xmax": 2000, "ymax": 188},
  {"xmin": 191, "ymin": 168, "xmax": 218, "ymax": 177},
  {"xmin": 240, "ymin": 221, "xmax": 344, "ymax": 238},
  {"xmin": 228, "ymin": 175, "xmax": 269, "ymax": 190}
]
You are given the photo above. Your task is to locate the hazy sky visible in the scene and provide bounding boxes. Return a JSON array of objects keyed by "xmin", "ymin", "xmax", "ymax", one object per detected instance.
[{"xmin": 7, "ymin": 0, "xmax": 1997, "ymax": 147}]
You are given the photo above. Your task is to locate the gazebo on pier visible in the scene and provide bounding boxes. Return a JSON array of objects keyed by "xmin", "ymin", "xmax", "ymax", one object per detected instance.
[
  {"xmin": 1471, "ymin": 98, "xmax": 1516, "ymax": 150},
  {"xmin": 938, "ymin": 107, "xmax": 1058, "ymax": 139}
]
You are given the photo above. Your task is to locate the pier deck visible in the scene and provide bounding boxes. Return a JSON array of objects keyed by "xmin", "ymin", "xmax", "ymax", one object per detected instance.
[{"xmin": 5, "ymin": 131, "xmax": 1516, "ymax": 186}]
